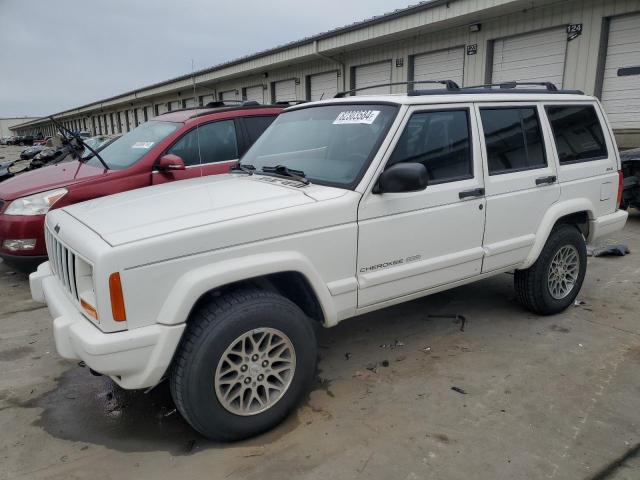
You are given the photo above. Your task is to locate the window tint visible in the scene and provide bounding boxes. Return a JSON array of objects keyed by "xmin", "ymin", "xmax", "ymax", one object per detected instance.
[
  {"xmin": 168, "ymin": 120, "xmax": 238, "ymax": 166},
  {"xmin": 545, "ymin": 105, "xmax": 607, "ymax": 164},
  {"xmin": 388, "ymin": 110, "xmax": 472, "ymax": 183},
  {"xmin": 480, "ymin": 107, "xmax": 546, "ymax": 175},
  {"xmin": 243, "ymin": 116, "xmax": 276, "ymax": 143}
]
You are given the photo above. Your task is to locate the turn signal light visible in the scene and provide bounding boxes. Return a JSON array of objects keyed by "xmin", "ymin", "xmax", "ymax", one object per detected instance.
[
  {"xmin": 617, "ymin": 170, "xmax": 624, "ymax": 209},
  {"xmin": 109, "ymin": 272, "xmax": 127, "ymax": 322},
  {"xmin": 80, "ymin": 298, "xmax": 98, "ymax": 321}
]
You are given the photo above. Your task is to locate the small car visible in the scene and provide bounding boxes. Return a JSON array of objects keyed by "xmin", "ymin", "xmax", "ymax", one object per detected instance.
[
  {"xmin": 31, "ymin": 83, "xmax": 626, "ymax": 441},
  {"xmin": 620, "ymin": 147, "xmax": 640, "ymax": 210},
  {"xmin": 0, "ymin": 104, "xmax": 282, "ymax": 271},
  {"xmin": 20, "ymin": 145, "xmax": 46, "ymax": 160}
]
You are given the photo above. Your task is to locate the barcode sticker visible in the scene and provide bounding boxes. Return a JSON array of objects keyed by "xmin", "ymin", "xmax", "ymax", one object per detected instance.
[{"xmin": 333, "ymin": 110, "xmax": 380, "ymax": 125}]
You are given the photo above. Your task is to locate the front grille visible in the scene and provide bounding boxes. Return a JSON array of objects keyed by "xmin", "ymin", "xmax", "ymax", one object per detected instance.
[{"xmin": 45, "ymin": 227, "xmax": 79, "ymax": 300}]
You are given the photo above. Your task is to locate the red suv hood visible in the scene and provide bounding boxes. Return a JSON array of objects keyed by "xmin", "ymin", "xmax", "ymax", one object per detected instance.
[{"xmin": 0, "ymin": 161, "xmax": 107, "ymax": 201}]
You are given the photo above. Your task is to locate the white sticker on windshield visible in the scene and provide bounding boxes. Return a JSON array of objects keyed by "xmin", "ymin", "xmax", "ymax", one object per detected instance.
[
  {"xmin": 132, "ymin": 141, "xmax": 154, "ymax": 149},
  {"xmin": 333, "ymin": 110, "xmax": 380, "ymax": 125}
]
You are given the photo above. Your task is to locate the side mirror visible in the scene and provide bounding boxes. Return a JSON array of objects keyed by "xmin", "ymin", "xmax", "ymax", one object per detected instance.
[
  {"xmin": 157, "ymin": 154, "xmax": 185, "ymax": 171},
  {"xmin": 373, "ymin": 162, "xmax": 428, "ymax": 194}
]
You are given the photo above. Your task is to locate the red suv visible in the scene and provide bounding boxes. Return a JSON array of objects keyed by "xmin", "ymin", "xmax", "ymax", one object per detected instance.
[{"xmin": 0, "ymin": 104, "xmax": 283, "ymax": 271}]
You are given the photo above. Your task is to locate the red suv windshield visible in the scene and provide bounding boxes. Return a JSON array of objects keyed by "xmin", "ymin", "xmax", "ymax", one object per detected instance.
[{"xmin": 85, "ymin": 121, "xmax": 180, "ymax": 170}]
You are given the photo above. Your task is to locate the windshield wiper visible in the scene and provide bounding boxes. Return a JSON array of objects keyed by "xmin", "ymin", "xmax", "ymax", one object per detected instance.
[
  {"xmin": 230, "ymin": 163, "xmax": 255, "ymax": 175},
  {"xmin": 49, "ymin": 116, "xmax": 110, "ymax": 170},
  {"xmin": 261, "ymin": 165, "xmax": 310, "ymax": 185}
]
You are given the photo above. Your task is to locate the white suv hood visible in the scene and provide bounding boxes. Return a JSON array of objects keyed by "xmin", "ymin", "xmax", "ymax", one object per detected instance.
[{"xmin": 63, "ymin": 174, "xmax": 336, "ymax": 246}]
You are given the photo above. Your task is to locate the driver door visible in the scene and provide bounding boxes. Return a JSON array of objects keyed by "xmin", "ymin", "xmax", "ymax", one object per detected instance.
[{"xmin": 357, "ymin": 104, "xmax": 486, "ymax": 308}]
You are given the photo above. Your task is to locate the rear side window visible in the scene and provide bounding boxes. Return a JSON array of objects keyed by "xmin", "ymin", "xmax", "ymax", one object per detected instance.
[
  {"xmin": 243, "ymin": 116, "xmax": 277, "ymax": 143},
  {"xmin": 480, "ymin": 107, "xmax": 547, "ymax": 175},
  {"xmin": 388, "ymin": 109, "xmax": 472, "ymax": 184},
  {"xmin": 545, "ymin": 105, "xmax": 608, "ymax": 164}
]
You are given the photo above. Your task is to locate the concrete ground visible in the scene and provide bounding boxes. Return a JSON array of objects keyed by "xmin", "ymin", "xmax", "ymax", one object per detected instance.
[{"xmin": 0, "ymin": 195, "xmax": 639, "ymax": 479}]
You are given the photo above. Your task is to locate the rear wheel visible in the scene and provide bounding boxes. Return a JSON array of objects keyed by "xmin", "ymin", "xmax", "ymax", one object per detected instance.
[
  {"xmin": 170, "ymin": 288, "xmax": 317, "ymax": 441},
  {"xmin": 514, "ymin": 225, "xmax": 587, "ymax": 315}
]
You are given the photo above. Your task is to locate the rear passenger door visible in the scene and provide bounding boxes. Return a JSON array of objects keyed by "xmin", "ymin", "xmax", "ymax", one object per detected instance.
[
  {"xmin": 476, "ymin": 103, "xmax": 560, "ymax": 272},
  {"xmin": 357, "ymin": 104, "xmax": 486, "ymax": 308}
]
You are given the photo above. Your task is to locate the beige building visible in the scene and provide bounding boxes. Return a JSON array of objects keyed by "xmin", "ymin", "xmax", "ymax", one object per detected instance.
[
  {"xmin": 12, "ymin": 0, "xmax": 640, "ymax": 147},
  {"xmin": 1, "ymin": 117, "xmax": 39, "ymax": 138}
]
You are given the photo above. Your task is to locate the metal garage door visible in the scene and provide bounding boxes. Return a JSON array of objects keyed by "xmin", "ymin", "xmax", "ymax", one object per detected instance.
[
  {"xmin": 601, "ymin": 14, "xmax": 640, "ymax": 130},
  {"xmin": 182, "ymin": 98, "xmax": 196, "ymax": 108},
  {"xmin": 199, "ymin": 94, "xmax": 215, "ymax": 106},
  {"xmin": 220, "ymin": 90, "xmax": 239, "ymax": 101},
  {"xmin": 354, "ymin": 61, "xmax": 392, "ymax": 95},
  {"xmin": 168, "ymin": 101, "xmax": 180, "ymax": 112},
  {"xmin": 492, "ymin": 28, "xmax": 567, "ymax": 88},
  {"xmin": 274, "ymin": 79, "xmax": 297, "ymax": 102},
  {"xmin": 309, "ymin": 71, "xmax": 338, "ymax": 100},
  {"xmin": 244, "ymin": 85, "xmax": 264, "ymax": 103},
  {"xmin": 413, "ymin": 47, "xmax": 464, "ymax": 88}
]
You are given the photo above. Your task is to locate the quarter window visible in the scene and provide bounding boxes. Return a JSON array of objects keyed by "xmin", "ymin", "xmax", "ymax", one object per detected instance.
[
  {"xmin": 167, "ymin": 120, "xmax": 238, "ymax": 166},
  {"xmin": 388, "ymin": 109, "xmax": 472, "ymax": 183},
  {"xmin": 480, "ymin": 107, "xmax": 546, "ymax": 175},
  {"xmin": 545, "ymin": 105, "xmax": 608, "ymax": 164}
]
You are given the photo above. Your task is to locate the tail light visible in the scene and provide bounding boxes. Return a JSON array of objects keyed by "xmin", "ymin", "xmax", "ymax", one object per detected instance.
[
  {"xmin": 109, "ymin": 272, "xmax": 127, "ymax": 322},
  {"xmin": 617, "ymin": 170, "xmax": 624, "ymax": 209}
]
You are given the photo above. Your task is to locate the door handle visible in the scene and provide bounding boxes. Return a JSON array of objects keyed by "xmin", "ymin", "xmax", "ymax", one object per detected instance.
[
  {"xmin": 459, "ymin": 187, "xmax": 485, "ymax": 199},
  {"xmin": 535, "ymin": 175, "xmax": 557, "ymax": 186}
]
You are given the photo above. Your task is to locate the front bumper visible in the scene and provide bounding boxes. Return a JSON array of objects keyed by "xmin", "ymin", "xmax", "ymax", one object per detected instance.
[
  {"xmin": 30, "ymin": 262, "xmax": 185, "ymax": 389},
  {"xmin": 588, "ymin": 209, "xmax": 629, "ymax": 243}
]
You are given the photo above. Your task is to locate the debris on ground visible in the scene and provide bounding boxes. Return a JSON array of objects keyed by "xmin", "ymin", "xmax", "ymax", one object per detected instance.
[
  {"xmin": 451, "ymin": 386, "xmax": 467, "ymax": 395},
  {"xmin": 365, "ymin": 362, "xmax": 378, "ymax": 373},
  {"xmin": 588, "ymin": 244, "xmax": 630, "ymax": 257},
  {"xmin": 353, "ymin": 371, "xmax": 374, "ymax": 380},
  {"xmin": 395, "ymin": 355, "xmax": 406, "ymax": 362},
  {"xmin": 243, "ymin": 446, "xmax": 266, "ymax": 457},
  {"xmin": 574, "ymin": 299, "xmax": 587, "ymax": 306},
  {"xmin": 427, "ymin": 314, "xmax": 467, "ymax": 332},
  {"xmin": 164, "ymin": 408, "xmax": 176, "ymax": 417},
  {"xmin": 344, "ymin": 352, "xmax": 352, "ymax": 360},
  {"xmin": 379, "ymin": 340, "xmax": 405, "ymax": 349},
  {"xmin": 421, "ymin": 346, "xmax": 432, "ymax": 354},
  {"xmin": 381, "ymin": 360, "xmax": 390, "ymax": 367}
]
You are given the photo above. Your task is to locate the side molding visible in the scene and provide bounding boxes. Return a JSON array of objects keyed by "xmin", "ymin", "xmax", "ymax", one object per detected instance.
[
  {"xmin": 521, "ymin": 198, "xmax": 594, "ymax": 269},
  {"xmin": 155, "ymin": 251, "xmax": 337, "ymax": 327}
]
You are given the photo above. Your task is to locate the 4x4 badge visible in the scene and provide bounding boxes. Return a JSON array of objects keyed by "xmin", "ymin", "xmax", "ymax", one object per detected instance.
[{"xmin": 54, "ymin": 224, "xmax": 60, "ymax": 234}]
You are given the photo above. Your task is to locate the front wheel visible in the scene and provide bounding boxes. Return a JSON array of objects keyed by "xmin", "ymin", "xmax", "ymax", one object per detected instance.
[
  {"xmin": 514, "ymin": 225, "xmax": 587, "ymax": 315},
  {"xmin": 170, "ymin": 288, "xmax": 317, "ymax": 441}
]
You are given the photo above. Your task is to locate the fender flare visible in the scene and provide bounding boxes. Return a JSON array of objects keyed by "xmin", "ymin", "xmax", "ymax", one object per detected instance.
[
  {"xmin": 521, "ymin": 198, "xmax": 594, "ymax": 269},
  {"xmin": 155, "ymin": 251, "xmax": 337, "ymax": 326}
]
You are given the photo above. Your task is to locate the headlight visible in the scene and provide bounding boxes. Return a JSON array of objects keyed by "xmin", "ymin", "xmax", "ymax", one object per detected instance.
[{"xmin": 5, "ymin": 188, "xmax": 68, "ymax": 216}]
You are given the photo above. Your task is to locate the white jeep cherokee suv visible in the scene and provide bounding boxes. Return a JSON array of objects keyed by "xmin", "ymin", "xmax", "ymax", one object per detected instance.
[{"xmin": 30, "ymin": 83, "xmax": 628, "ymax": 440}]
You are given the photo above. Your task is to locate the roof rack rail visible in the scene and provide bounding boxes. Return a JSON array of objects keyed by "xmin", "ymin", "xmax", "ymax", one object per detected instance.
[
  {"xmin": 334, "ymin": 80, "xmax": 460, "ymax": 98},
  {"xmin": 273, "ymin": 100, "xmax": 307, "ymax": 106},
  {"xmin": 462, "ymin": 81, "xmax": 559, "ymax": 91}
]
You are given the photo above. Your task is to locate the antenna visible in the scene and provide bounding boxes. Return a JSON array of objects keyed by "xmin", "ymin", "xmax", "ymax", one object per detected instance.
[{"xmin": 192, "ymin": 59, "xmax": 203, "ymax": 177}]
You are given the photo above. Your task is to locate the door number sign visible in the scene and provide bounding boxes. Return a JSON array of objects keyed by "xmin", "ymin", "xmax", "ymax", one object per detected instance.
[{"xmin": 567, "ymin": 24, "xmax": 583, "ymax": 41}]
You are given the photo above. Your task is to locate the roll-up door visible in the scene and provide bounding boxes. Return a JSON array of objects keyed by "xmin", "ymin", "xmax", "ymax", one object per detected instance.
[
  {"xmin": 413, "ymin": 47, "xmax": 464, "ymax": 88},
  {"xmin": 244, "ymin": 85, "xmax": 264, "ymax": 103},
  {"xmin": 601, "ymin": 14, "xmax": 640, "ymax": 130},
  {"xmin": 354, "ymin": 61, "xmax": 392, "ymax": 95},
  {"xmin": 199, "ymin": 94, "xmax": 215, "ymax": 106},
  {"xmin": 273, "ymin": 79, "xmax": 297, "ymax": 102},
  {"xmin": 220, "ymin": 90, "xmax": 240, "ymax": 101},
  {"xmin": 182, "ymin": 98, "xmax": 196, "ymax": 108},
  {"xmin": 309, "ymin": 71, "xmax": 338, "ymax": 100},
  {"xmin": 491, "ymin": 28, "xmax": 567, "ymax": 88},
  {"xmin": 168, "ymin": 101, "xmax": 180, "ymax": 112}
]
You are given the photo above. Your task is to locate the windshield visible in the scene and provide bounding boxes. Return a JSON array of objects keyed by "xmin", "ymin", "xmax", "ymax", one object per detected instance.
[
  {"xmin": 81, "ymin": 136, "xmax": 115, "ymax": 159},
  {"xmin": 242, "ymin": 104, "xmax": 398, "ymax": 188},
  {"xmin": 85, "ymin": 121, "xmax": 180, "ymax": 169}
]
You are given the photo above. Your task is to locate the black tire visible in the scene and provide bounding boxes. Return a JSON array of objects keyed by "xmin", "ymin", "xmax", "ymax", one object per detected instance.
[
  {"xmin": 514, "ymin": 224, "xmax": 587, "ymax": 315},
  {"xmin": 170, "ymin": 288, "xmax": 317, "ymax": 441}
]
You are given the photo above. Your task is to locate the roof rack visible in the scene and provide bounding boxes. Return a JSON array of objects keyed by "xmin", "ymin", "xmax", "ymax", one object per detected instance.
[
  {"xmin": 273, "ymin": 100, "xmax": 308, "ymax": 106},
  {"xmin": 462, "ymin": 81, "xmax": 559, "ymax": 91},
  {"xmin": 334, "ymin": 80, "xmax": 460, "ymax": 98}
]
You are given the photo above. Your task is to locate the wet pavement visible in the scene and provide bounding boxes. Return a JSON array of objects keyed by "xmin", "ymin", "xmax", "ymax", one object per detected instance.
[{"xmin": 1, "ymin": 204, "xmax": 639, "ymax": 479}]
